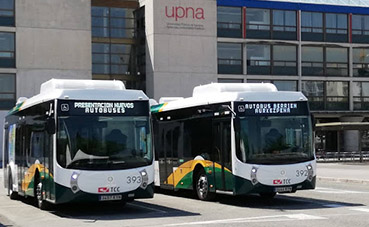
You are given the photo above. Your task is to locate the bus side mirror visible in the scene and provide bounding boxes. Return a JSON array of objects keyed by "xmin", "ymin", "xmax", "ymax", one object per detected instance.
[{"xmin": 46, "ymin": 118, "xmax": 55, "ymax": 134}]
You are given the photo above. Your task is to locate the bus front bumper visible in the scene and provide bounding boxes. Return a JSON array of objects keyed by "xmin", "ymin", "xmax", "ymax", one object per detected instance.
[{"xmin": 54, "ymin": 183, "xmax": 154, "ymax": 204}]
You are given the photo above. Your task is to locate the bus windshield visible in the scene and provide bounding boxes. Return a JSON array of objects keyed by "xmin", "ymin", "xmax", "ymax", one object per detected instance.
[
  {"xmin": 236, "ymin": 116, "xmax": 314, "ymax": 165},
  {"xmin": 57, "ymin": 116, "xmax": 152, "ymax": 170}
]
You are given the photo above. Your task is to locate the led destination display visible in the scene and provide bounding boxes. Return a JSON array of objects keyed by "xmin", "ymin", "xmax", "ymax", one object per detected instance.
[
  {"xmin": 235, "ymin": 101, "xmax": 309, "ymax": 116},
  {"xmin": 57, "ymin": 100, "xmax": 149, "ymax": 116}
]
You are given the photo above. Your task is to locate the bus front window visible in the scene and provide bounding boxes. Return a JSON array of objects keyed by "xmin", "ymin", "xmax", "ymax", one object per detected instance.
[
  {"xmin": 236, "ymin": 116, "xmax": 314, "ymax": 164},
  {"xmin": 57, "ymin": 116, "xmax": 152, "ymax": 170}
]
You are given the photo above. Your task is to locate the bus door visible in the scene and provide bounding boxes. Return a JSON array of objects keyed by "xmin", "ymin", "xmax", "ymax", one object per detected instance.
[
  {"xmin": 159, "ymin": 123, "xmax": 180, "ymax": 189},
  {"xmin": 212, "ymin": 119, "xmax": 232, "ymax": 191}
]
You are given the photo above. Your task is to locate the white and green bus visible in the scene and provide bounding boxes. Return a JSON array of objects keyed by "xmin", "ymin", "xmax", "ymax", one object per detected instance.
[
  {"xmin": 151, "ymin": 83, "xmax": 316, "ymax": 200},
  {"xmin": 3, "ymin": 79, "xmax": 154, "ymax": 209}
]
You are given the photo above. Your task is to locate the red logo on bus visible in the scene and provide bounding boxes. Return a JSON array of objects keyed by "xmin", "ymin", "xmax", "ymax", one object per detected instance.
[
  {"xmin": 98, "ymin": 187, "xmax": 109, "ymax": 193},
  {"xmin": 273, "ymin": 179, "xmax": 283, "ymax": 185}
]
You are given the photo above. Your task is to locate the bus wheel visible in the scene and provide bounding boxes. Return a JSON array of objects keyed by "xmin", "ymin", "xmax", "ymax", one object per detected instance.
[
  {"xmin": 35, "ymin": 180, "xmax": 49, "ymax": 210},
  {"xmin": 195, "ymin": 169, "xmax": 215, "ymax": 201},
  {"xmin": 8, "ymin": 174, "xmax": 18, "ymax": 200},
  {"xmin": 259, "ymin": 192, "xmax": 276, "ymax": 200}
]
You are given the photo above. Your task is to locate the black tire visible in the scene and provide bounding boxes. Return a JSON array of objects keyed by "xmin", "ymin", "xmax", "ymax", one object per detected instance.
[
  {"xmin": 8, "ymin": 173, "xmax": 18, "ymax": 200},
  {"xmin": 195, "ymin": 169, "xmax": 215, "ymax": 201},
  {"xmin": 259, "ymin": 192, "xmax": 277, "ymax": 200},
  {"xmin": 35, "ymin": 177, "xmax": 50, "ymax": 210}
]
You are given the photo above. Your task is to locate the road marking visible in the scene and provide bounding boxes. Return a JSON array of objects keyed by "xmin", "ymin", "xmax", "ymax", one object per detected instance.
[
  {"xmin": 162, "ymin": 214, "xmax": 326, "ymax": 226},
  {"xmin": 349, "ymin": 207, "xmax": 369, "ymax": 213},
  {"xmin": 315, "ymin": 187, "xmax": 369, "ymax": 194}
]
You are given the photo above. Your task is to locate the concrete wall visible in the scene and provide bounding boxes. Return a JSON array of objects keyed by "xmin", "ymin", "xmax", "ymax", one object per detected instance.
[
  {"xmin": 16, "ymin": 0, "xmax": 92, "ymax": 97},
  {"xmin": 0, "ymin": 0, "xmax": 93, "ymax": 165},
  {"xmin": 141, "ymin": 0, "xmax": 218, "ymax": 100}
]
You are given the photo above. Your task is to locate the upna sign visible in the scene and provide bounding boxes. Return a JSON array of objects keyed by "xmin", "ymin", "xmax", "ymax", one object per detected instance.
[{"xmin": 165, "ymin": 5, "xmax": 205, "ymax": 21}]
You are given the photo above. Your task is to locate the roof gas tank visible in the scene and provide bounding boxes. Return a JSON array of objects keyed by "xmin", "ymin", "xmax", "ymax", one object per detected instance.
[
  {"xmin": 192, "ymin": 83, "xmax": 278, "ymax": 98},
  {"xmin": 40, "ymin": 79, "xmax": 126, "ymax": 94}
]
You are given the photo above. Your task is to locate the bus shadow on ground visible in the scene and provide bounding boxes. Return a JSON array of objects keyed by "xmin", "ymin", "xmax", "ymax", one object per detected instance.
[
  {"xmin": 49, "ymin": 200, "xmax": 199, "ymax": 221},
  {"xmin": 156, "ymin": 189, "xmax": 365, "ymax": 211}
]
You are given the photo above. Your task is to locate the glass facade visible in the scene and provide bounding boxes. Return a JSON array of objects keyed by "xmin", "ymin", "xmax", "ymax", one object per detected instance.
[
  {"xmin": 301, "ymin": 81, "xmax": 349, "ymax": 110},
  {"xmin": 247, "ymin": 44, "xmax": 296, "ymax": 75},
  {"xmin": 246, "ymin": 8, "xmax": 271, "ymax": 39},
  {"xmin": 0, "ymin": 74, "xmax": 15, "ymax": 110},
  {"xmin": 301, "ymin": 12, "xmax": 323, "ymax": 41},
  {"xmin": 92, "ymin": 7, "xmax": 135, "ymax": 39},
  {"xmin": 0, "ymin": 32, "xmax": 15, "ymax": 68},
  {"xmin": 353, "ymin": 82, "xmax": 369, "ymax": 110},
  {"xmin": 353, "ymin": 48, "xmax": 369, "ymax": 77},
  {"xmin": 0, "ymin": 0, "xmax": 14, "ymax": 26},
  {"xmin": 217, "ymin": 7, "xmax": 242, "ymax": 38},
  {"xmin": 352, "ymin": 15, "xmax": 369, "ymax": 43},
  {"xmin": 248, "ymin": 79, "xmax": 297, "ymax": 91},
  {"xmin": 91, "ymin": 4, "xmax": 143, "ymax": 90},
  {"xmin": 325, "ymin": 13, "xmax": 348, "ymax": 42},
  {"xmin": 218, "ymin": 43, "xmax": 243, "ymax": 74}
]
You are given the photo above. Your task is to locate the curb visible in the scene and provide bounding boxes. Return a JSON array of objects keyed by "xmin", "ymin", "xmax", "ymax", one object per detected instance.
[{"xmin": 317, "ymin": 176, "xmax": 369, "ymax": 185}]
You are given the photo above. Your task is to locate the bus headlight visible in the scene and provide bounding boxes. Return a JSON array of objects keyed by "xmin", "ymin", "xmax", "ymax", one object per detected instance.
[
  {"xmin": 306, "ymin": 164, "xmax": 314, "ymax": 181},
  {"xmin": 70, "ymin": 172, "xmax": 80, "ymax": 193},
  {"xmin": 251, "ymin": 167, "xmax": 258, "ymax": 185},
  {"xmin": 140, "ymin": 170, "xmax": 149, "ymax": 189}
]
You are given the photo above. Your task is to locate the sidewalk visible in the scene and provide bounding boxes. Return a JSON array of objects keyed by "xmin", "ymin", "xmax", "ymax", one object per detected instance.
[{"xmin": 317, "ymin": 162, "xmax": 369, "ymax": 184}]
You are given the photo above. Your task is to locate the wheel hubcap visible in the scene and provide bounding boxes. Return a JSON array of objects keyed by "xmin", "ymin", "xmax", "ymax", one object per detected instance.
[
  {"xmin": 36, "ymin": 182, "xmax": 42, "ymax": 205},
  {"xmin": 197, "ymin": 175, "xmax": 208, "ymax": 198}
]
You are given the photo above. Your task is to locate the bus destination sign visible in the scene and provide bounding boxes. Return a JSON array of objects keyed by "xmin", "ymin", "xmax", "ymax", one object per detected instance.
[
  {"xmin": 58, "ymin": 100, "xmax": 149, "ymax": 116},
  {"xmin": 235, "ymin": 102, "xmax": 308, "ymax": 116}
]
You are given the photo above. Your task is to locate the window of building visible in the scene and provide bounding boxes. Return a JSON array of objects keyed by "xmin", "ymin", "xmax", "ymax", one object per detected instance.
[
  {"xmin": 353, "ymin": 48, "xmax": 369, "ymax": 77},
  {"xmin": 218, "ymin": 78, "xmax": 244, "ymax": 83},
  {"xmin": 353, "ymin": 82, "xmax": 369, "ymax": 110},
  {"xmin": 326, "ymin": 81, "xmax": 348, "ymax": 110},
  {"xmin": 302, "ymin": 81, "xmax": 348, "ymax": 111},
  {"xmin": 301, "ymin": 12, "xmax": 323, "ymax": 41},
  {"xmin": 352, "ymin": 15, "xmax": 369, "ymax": 43},
  {"xmin": 217, "ymin": 6, "xmax": 242, "ymax": 38},
  {"xmin": 326, "ymin": 47, "xmax": 348, "ymax": 76},
  {"xmin": 272, "ymin": 45, "xmax": 297, "ymax": 75},
  {"xmin": 302, "ymin": 46, "xmax": 323, "ymax": 76},
  {"xmin": 0, "ymin": 32, "xmax": 15, "ymax": 68},
  {"xmin": 247, "ymin": 44, "xmax": 297, "ymax": 75},
  {"xmin": 217, "ymin": 43, "xmax": 243, "ymax": 74},
  {"xmin": 0, "ymin": 74, "xmax": 15, "ymax": 110},
  {"xmin": 92, "ymin": 6, "xmax": 135, "ymax": 39},
  {"xmin": 247, "ymin": 44, "xmax": 270, "ymax": 75},
  {"xmin": 325, "ymin": 13, "xmax": 348, "ymax": 42},
  {"xmin": 248, "ymin": 79, "xmax": 297, "ymax": 91},
  {"xmin": 272, "ymin": 10, "xmax": 297, "ymax": 40},
  {"xmin": 246, "ymin": 8, "xmax": 271, "ymax": 39},
  {"xmin": 92, "ymin": 42, "xmax": 133, "ymax": 75},
  {"xmin": 0, "ymin": 0, "xmax": 14, "ymax": 26},
  {"xmin": 301, "ymin": 81, "xmax": 324, "ymax": 110},
  {"xmin": 246, "ymin": 8, "xmax": 296, "ymax": 40}
]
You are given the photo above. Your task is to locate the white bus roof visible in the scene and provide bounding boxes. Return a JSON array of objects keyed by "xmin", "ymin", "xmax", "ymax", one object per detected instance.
[
  {"xmin": 154, "ymin": 83, "xmax": 307, "ymax": 112},
  {"xmin": 11, "ymin": 79, "xmax": 149, "ymax": 113}
]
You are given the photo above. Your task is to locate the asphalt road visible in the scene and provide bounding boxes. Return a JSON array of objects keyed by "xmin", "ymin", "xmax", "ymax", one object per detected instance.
[{"xmin": 0, "ymin": 172, "xmax": 369, "ymax": 227}]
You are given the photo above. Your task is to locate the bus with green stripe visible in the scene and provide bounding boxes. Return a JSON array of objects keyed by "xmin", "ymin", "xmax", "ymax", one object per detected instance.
[
  {"xmin": 3, "ymin": 79, "xmax": 154, "ymax": 209},
  {"xmin": 151, "ymin": 83, "xmax": 316, "ymax": 200}
]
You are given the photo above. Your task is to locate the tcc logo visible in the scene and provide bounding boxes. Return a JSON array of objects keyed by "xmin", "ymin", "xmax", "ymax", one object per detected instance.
[
  {"xmin": 61, "ymin": 104, "xmax": 69, "ymax": 112},
  {"xmin": 273, "ymin": 179, "xmax": 283, "ymax": 185}
]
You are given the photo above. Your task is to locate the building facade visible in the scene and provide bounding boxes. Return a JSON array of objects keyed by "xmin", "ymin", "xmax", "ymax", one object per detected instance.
[{"xmin": 1, "ymin": 0, "xmax": 369, "ymax": 161}]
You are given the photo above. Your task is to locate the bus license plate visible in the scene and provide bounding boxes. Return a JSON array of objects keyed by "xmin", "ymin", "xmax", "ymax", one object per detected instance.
[
  {"xmin": 275, "ymin": 187, "xmax": 293, "ymax": 193},
  {"xmin": 99, "ymin": 195, "xmax": 122, "ymax": 201}
]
